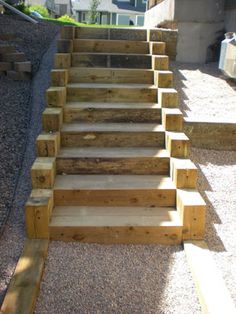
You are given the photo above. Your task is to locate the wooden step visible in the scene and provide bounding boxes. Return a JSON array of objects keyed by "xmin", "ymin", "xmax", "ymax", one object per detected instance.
[
  {"xmin": 64, "ymin": 102, "xmax": 161, "ymax": 123},
  {"xmin": 74, "ymin": 27, "xmax": 147, "ymax": 41},
  {"xmin": 66, "ymin": 83, "xmax": 157, "ymax": 103},
  {"xmin": 49, "ymin": 206, "xmax": 182, "ymax": 244},
  {"xmin": 61, "ymin": 122, "xmax": 165, "ymax": 147},
  {"xmin": 73, "ymin": 39, "xmax": 150, "ymax": 54},
  {"xmin": 68, "ymin": 67, "xmax": 154, "ymax": 84},
  {"xmin": 56, "ymin": 147, "xmax": 170, "ymax": 175},
  {"xmin": 71, "ymin": 53, "xmax": 151, "ymax": 68},
  {"xmin": 53, "ymin": 174, "xmax": 176, "ymax": 207}
]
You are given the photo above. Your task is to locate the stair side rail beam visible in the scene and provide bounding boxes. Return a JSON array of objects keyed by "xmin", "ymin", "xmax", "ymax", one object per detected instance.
[{"xmin": 0, "ymin": 0, "xmax": 38, "ymax": 24}]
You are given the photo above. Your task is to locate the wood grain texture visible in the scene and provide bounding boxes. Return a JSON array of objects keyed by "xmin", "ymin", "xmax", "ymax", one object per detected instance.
[
  {"xmin": 184, "ymin": 241, "xmax": 236, "ymax": 314},
  {"xmin": 25, "ymin": 189, "xmax": 53, "ymax": 239},
  {"xmin": 54, "ymin": 174, "xmax": 176, "ymax": 207},
  {"xmin": 0, "ymin": 239, "xmax": 48, "ymax": 314},
  {"xmin": 66, "ymin": 83, "xmax": 157, "ymax": 103},
  {"xmin": 64, "ymin": 102, "xmax": 161, "ymax": 123},
  {"xmin": 73, "ymin": 39, "xmax": 149, "ymax": 54},
  {"xmin": 56, "ymin": 147, "xmax": 170, "ymax": 175},
  {"xmin": 61, "ymin": 123, "xmax": 165, "ymax": 147},
  {"xmin": 68, "ymin": 67, "xmax": 154, "ymax": 84},
  {"xmin": 177, "ymin": 189, "xmax": 206, "ymax": 240},
  {"xmin": 36, "ymin": 132, "xmax": 61, "ymax": 157}
]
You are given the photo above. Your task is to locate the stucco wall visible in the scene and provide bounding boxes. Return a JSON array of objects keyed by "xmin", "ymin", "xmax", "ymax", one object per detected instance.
[
  {"xmin": 144, "ymin": 0, "xmax": 175, "ymax": 27},
  {"xmin": 144, "ymin": 0, "xmax": 226, "ymax": 63},
  {"xmin": 225, "ymin": 9, "xmax": 236, "ymax": 31}
]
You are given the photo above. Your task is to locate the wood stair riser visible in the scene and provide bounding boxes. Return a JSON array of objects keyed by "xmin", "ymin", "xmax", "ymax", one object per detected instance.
[
  {"xmin": 63, "ymin": 107, "xmax": 161, "ymax": 123},
  {"xmin": 61, "ymin": 132, "xmax": 165, "ymax": 147},
  {"xmin": 74, "ymin": 28, "xmax": 147, "ymax": 41},
  {"xmin": 68, "ymin": 68, "xmax": 154, "ymax": 84},
  {"xmin": 71, "ymin": 53, "xmax": 151, "ymax": 69},
  {"xmin": 54, "ymin": 189, "xmax": 176, "ymax": 207},
  {"xmin": 73, "ymin": 39, "xmax": 150, "ymax": 54},
  {"xmin": 66, "ymin": 86, "xmax": 157, "ymax": 103},
  {"xmin": 56, "ymin": 156, "xmax": 170, "ymax": 175},
  {"xmin": 49, "ymin": 226, "xmax": 182, "ymax": 244}
]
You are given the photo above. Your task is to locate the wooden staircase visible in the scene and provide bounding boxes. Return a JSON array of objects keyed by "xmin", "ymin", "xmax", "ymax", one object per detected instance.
[{"xmin": 25, "ymin": 26, "xmax": 206, "ymax": 245}]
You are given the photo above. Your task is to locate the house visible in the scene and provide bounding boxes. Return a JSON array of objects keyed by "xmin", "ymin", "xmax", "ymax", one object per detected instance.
[
  {"xmin": 145, "ymin": 0, "xmax": 236, "ymax": 63},
  {"xmin": 25, "ymin": 0, "xmax": 72, "ymax": 17},
  {"xmin": 72, "ymin": 0, "xmax": 147, "ymax": 26}
]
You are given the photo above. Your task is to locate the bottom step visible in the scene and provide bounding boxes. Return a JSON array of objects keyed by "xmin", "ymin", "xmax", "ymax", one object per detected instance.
[{"xmin": 49, "ymin": 206, "xmax": 182, "ymax": 244}]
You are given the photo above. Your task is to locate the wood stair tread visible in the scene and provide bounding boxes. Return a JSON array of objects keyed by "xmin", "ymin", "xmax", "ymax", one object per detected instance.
[
  {"xmin": 58, "ymin": 147, "xmax": 170, "ymax": 158},
  {"xmin": 54, "ymin": 174, "xmax": 175, "ymax": 190},
  {"xmin": 50, "ymin": 206, "xmax": 181, "ymax": 227},
  {"xmin": 72, "ymin": 52, "xmax": 152, "ymax": 56},
  {"xmin": 67, "ymin": 83, "xmax": 156, "ymax": 89},
  {"xmin": 61, "ymin": 122, "xmax": 164, "ymax": 132},
  {"xmin": 65, "ymin": 102, "xmax": 160, "ymax": 109},
  {"xmin": 69, "ymin": 67, "xmax": 154, "ymax": 72}
]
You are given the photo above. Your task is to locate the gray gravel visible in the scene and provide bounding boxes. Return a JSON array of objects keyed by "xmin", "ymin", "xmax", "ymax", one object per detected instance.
[
  {"xmin": 35, "ymin": 243, "xmax": 201, "ymax": 314},
  {"xmin": 0, "ymin": 16, "xmax": 58, "ymax": 304},
  {"xmin": 0, "ymin": 15, "xmax": 59, "ymax": 235},
  {"xmin": 172, "ymin": 61, "xmax": 236, "ymax": 122},
  {"xmin": 190, "ymin": 148, "xmax": 236, "ymax": 305}
]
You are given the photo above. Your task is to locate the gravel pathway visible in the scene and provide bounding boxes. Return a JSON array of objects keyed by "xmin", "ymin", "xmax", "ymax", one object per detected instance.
[
  {"xmin": 190, "ymin": 148, "xmax": 236, "ymax": 305},
  {"xmin": 0, "ymin": 15, "xmax": 58, "ymax": 304},
  {"xmin": 35, "ymin": 244, "xmax": 201, "ymax": 314},
  {"xmin": 0, "ymin": 15, "xmax": 59, "ymax": 234},
  {"xmin": 172, "ymin": 62, "xmax": 236, "ymax": 122},
  {"xmin": 0, "ymin": 22, "xmax": 235, "ymax": 312}
]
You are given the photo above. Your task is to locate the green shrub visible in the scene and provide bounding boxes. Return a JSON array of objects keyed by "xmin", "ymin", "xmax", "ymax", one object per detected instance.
[
  {"xmin": 57, "ymin": 15, "xmax": 77, "ymax": 24},
  {"xmin": 10, "ymin": 2, "xmax": 31, "ymax": 15},
  {"xmin": 29, "ymin": 4, "xmax": 49, "ymax": 17}
]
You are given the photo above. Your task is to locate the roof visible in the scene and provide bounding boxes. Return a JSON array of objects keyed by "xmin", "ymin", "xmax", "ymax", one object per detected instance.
[{"xmin": 73, "ymin": 0, "xmax": 145, "ymax": 14}]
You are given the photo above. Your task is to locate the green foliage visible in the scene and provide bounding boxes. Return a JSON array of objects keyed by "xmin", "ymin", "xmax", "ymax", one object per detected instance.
[
  {"xmin": 57, "ymin": 15, "xmax": 77, "ymax": 24},
  {"xmin": 89, "ymin": 0, "xmax": 100, "ymax": 24},
  {"xmin": 11, "ymin": 2, "xmax": 31, "ymax": 15},
  {"xmin": 29, "ymin": 4, "xmax": 49, "ymax": 17}
]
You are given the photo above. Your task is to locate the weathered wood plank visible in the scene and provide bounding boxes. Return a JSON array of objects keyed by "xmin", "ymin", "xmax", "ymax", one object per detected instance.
[
  {"xmin": 54, "ymin": 174, "xmax": 176, "ymax": 207},
  {"xmin": 25, "ymin": 189, "xmax": 53, "ymax": 239},
  {"xmin": 177, "ymin": 189, "xmax": 206, "ymax": 239},
  {"xmin": 184, "ymin": 241, "xmax": 236, "ymax": 314},
  {"xmin": 162, "ymin": 108, "xmax": 183, "ymax": 131},
  {"xmin": 42, "ymin": 108, "xmax": 63, "ymax": 132},
  {"xmin": 68, "ymin": 67, "xmax": 154, "ymax": 84},
  {"xmin": 64, "ymin": 103, "xmax": 161, "ymax": 123},
  {"xmin": 171, "ymin": 158, "xmax": 198, "ymax": 189},
  {"xmin": 36, "ymin": 133, "xmax": 61, "ymax": 157},
  {"xmin": 56, "ymin": 147, "xmax": 170, "ymax": 175},
  {"xmin": 61, "ymin": 122, "xmax": 165, "ymax": 147},
  {"xmin": 0, "ymin": 239, "xmax": 48, "ymax": 314},
  {"xmin": 66, "ymin": 83, "xmax": 157, "ymax": 103},
  {"xmin": 155, "ymin": 70, "xmax": 173, "ymax": 88},
  {"xmin": 158, "ymin": 88, "xmax": 179, "ymax": 108},
  {"xmin": 166, "ymin": 132, "xmax": 190, "ymax": 158},
  {"xmin": 73, "ymin": 39, "xmax": 149, "ymax": 54},
  {"xmin": 31, "ymin": 158, "xmax": 56, "ymax": 189}
]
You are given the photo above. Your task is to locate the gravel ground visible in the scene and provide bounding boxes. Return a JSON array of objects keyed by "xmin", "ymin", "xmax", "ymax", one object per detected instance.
[
  {"xmin": 172, "ymin": 62, "xmax": 236, "ymax": 122},
  {"xmin": 190, "ymin": 148, "xmax": 236, "ymax": 305},
  {"xmin": 0, "ymin": 15, "xmax": 59, "ymax": 234},
  {"xmin": 0, "ymin": 22, "xmax": 235, "ymax": 312},
  {"xmin": 0, "ymin": 15, "xmax": 58, "ymax": 304}
]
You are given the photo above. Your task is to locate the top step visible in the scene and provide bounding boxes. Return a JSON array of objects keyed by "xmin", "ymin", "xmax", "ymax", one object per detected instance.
[{"xmin": 75, "ymin": 27, "xmax": 147, "ymax": 41}]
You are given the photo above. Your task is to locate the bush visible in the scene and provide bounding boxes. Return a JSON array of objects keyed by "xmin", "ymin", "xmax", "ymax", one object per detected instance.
[
  {"xmin": 29, "ymin": 4, "xmax": 49, "ymax": 18},
  {"xmin": 57, "ymin": 15, "xmax": 77, "ymax": 24},
  {"xmin": 8, "ymin": 2, "xmax": 31, "ymax": 15}
]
